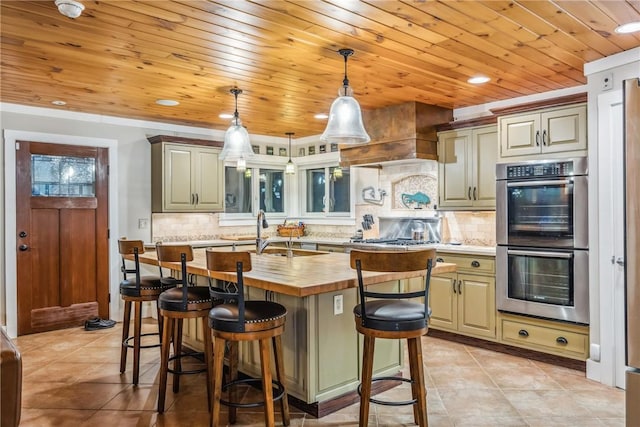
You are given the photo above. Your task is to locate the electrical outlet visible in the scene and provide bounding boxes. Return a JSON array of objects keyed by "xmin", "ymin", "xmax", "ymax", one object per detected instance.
[
  {"xmin": 602, "ymin": 73, "xmax": 613, "ymax": 91},
  {"xmin": 333, "ymin": 294, "xmax": 343, "ymax": 315},
  {"xmin": 138, "ymin": 218, "xmax": 149, "ymax": 229}
]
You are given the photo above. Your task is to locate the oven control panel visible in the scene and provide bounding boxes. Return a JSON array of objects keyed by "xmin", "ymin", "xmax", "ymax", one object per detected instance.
[{"xmin": 506, "ymin": 161, "xmax": 574, "ymax": 179}]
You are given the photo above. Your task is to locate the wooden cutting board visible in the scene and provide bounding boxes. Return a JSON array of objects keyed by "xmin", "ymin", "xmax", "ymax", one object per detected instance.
[{"xmin": 219, "ymin": 235, "xmax": 257, "ymax": 241}]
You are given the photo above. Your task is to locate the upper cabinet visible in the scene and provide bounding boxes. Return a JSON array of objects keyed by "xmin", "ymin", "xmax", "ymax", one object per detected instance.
[
  {"xmin": 498, "ymin": 103, "xmax": 587, "ymax": 160},
  {"xmin": 149, "ymin": 136, "xmax": 224, "ymax": 212},
  {"xmin": 438, "ymin": 124, "xmax": 498, "ymax": 210}
]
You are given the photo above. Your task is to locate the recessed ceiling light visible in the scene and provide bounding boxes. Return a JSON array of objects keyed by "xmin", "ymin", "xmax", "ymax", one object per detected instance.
[
  {"xmin": 615, "ymin": 22, "xmax": 640, "ymax": 34},
  {"xmin": 155, "ymin": 99, "xmax": 179, "ymax": 106},
  {"xmin": 314, "ymin": 113, "xmax": 328, "ymax": 120},
  {"xmin": 468, "ymin": 76, "xmax": 490, "ymax": 84},
  {"xmin": 51, "ymin": 100, "xmax": 67, "ymax": 106},
  {"xmin": 219, "ymin": 113, "xmax": 234, "ymax": 119}
]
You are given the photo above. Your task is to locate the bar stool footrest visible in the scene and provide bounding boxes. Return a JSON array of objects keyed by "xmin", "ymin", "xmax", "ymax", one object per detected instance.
[
  {"xmin": 123, "ymin": 332, "xmax": 161, "ymax": 349},
  {"xmin": 167, "ymin": 351, "xmax": 206, "ymax": 375},
  {"xmin": 358, "ymin": 376, "xmax": 417, "ymax": 406},
  {"xmin": 220, "ymin": 377, "xmax": 286, "ymax": 408}
]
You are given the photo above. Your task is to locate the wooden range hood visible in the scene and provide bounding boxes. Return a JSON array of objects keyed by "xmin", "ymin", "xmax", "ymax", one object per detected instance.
[{"xmin": 339, "ymin": 101, "xmax": 452, "ymax": 167}]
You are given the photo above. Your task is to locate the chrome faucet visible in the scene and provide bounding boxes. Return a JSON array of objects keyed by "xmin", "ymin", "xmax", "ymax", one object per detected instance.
[{"xmin": 256, "ymin": 210, "xmax": 269, "ymax": 254}]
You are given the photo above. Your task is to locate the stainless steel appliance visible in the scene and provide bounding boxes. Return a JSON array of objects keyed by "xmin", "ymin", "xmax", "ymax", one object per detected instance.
[
  {"xmin": 345, "ymin": 217, "xmax": 440, "ymax": 251},
  {"xmin": 496, "ymin": 157, "xmax": 589, "ymax": 324},
  {"xmin": 624, "ymin": 77, "xmax": 640, "ymax": 426}
]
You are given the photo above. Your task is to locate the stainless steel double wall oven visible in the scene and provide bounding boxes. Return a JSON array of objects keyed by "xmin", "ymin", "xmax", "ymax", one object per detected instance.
[{"xmin": 496, "ymin": 157, "xmax": 589, "ymax": 324}]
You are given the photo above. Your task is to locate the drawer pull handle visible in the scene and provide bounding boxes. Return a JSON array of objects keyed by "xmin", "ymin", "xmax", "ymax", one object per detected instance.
[
  {"xmin": 518, "ymin": 329, "xmax": 529, "ymax": 337},
  {"xmin": 436, "ymin": 257, "xmax": 444, "ymax": 263},
  {"xmin": 471, "ymin": 260, "xmax": 480, "ymax": 268},
  {"xmin": 556, "ymin": 336, "xmax": 568, "ymax": 345},
  {"xmin": 452, "ymin": 280, "xmax": 457, "ymax": 294},
  {"xmin": 457, "ymin": 280, "xmax": 462, "ymax": 294}
]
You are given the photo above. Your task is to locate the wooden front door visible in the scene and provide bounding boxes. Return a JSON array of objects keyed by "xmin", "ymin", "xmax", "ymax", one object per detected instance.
[{"xmin": 16, "ymin": 141, "xmax": 109, "ymax": 335}]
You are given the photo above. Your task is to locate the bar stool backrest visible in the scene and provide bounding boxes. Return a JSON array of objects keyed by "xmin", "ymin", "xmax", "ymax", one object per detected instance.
[
  {"xmin": 118, "ymin": 239, "xmax": 145, "ymax": 288},
  {"xmin": 156, "ymin": 243, "xmax": 194, "ymax": 310},
  {"xmin": 205, "ymin": 250, "xmax": 252, "ymax": 332},
  {"xmin": 350, "ymin": 249, "xmax": 436, "ymax": 328}
]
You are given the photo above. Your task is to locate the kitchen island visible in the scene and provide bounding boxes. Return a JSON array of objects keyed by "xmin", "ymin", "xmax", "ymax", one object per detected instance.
[{"xmin": 135, "ymin": 247, "xmax": 456, "ymax": 417}]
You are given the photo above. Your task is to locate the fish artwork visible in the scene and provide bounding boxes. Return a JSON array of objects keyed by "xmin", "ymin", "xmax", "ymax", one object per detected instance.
[{"xmin": 401, "ymin": 192, "xmax": 431, "ymax": 209}]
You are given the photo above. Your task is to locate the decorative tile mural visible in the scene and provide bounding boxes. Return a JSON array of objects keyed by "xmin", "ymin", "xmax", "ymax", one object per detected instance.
[{"xmin": 391, "ymin": 174, "xmax": 438, "ymax": 210}]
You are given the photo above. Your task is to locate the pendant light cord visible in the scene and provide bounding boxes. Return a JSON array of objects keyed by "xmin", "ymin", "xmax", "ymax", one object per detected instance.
[
  {"xmin": 230, "ymin": 87, "xmax": 242, "ymax": 126},
  {"xmin": 338, "ymin": 48, "xmax": 354, "ymax": 97},
  {"xmin": 286, "ymin": 132, "xmax": 294, "ymax": 161}
]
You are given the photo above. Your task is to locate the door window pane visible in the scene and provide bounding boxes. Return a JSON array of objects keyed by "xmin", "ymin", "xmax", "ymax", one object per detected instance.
[
  {"xmin": 224, "ymin": 167, "xmax": 252, "ymax": 213},
  {"xmin": 260, "ymin": 169, "xmax": 284, "ymax": 213},
  {"xmin": 31, "ymin": 154, "xmax": 95, "ymax": 197}
]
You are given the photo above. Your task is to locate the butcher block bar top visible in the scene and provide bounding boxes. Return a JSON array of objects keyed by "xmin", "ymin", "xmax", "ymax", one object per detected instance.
[{"xmin": 134, "ymin": 247, "xmax": 456, "ymax": 297}]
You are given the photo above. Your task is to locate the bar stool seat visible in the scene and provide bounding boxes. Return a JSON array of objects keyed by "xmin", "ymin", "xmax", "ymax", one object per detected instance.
[
  {"xmin": 117, "ymin": 239, "xmax": 166, "ymax": 386},
  {"xmin": 158, "ymin": 286, "xmax": 212, "ymax": 311},
  {"xmin": 206, "ymin": 249, "xmax": 290, "ymax": 427},
  {"xmin": 351, "ymin": 249, "xmax": 435, "ymax": 427}
]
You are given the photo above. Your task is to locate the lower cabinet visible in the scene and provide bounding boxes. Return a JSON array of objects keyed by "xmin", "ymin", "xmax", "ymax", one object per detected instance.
[
  {"xmin": 427, "ymin": 253, "xmax": 496, "ymax": 339},
  {"xmin": 498, "ymin": 312, "xmax": 589, "ymax": 360}
]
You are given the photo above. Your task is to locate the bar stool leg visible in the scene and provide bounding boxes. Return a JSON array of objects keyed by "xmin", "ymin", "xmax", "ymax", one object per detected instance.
[
  {"xmin": 202, "ymin": 316, "xmax": 213, "ymax": 412},
  {"xmin": 158, "ymin": 314, "xmax": 174, "ymax": 413},
  {"xmin": 228, "ymin": 341, "xmax": 239, "ymax": 424},
  {"xmin": 359, "ymin": 335, "xmax": 375, "ymax": 427},
  {"xmin": 211, "ymin": 336, "xmax": 226, "ymax": 427},
  {"xmin": 132, "ymin": 301, "xmax": 143, "ymax": 385},
  {"xmin": 408, "ymin": 337, "xmax": 428, "ymax": 427},
  {"xmin": 273, "ymin": 335, "xmax": 290, "ymax": 425},
  {"xmin": 173, "ymin": 318, "xmax": 183, "ymax": 393},
  {"xmin": 156, "ymin": 303, "xmax": 163, "ymax": 343},
  {"xmin": 259, "ymin": 337, "xmax": 275, "ymax": 427},
  {"xmin": 120, "ymin": 300, "xmax": 132, "ymax": 374}
]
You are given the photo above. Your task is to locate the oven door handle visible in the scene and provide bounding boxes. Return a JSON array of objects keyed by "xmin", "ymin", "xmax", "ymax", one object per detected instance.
[
  {"xmin": 507, "ymin": 249, "xmax": 573, "ymax": 259},
  {"xmin": 506, "ymin": 179, "xmax": 572, "ymax": 187}
]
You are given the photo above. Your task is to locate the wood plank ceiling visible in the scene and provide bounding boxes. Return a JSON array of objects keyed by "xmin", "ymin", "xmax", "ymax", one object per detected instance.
[{"xmin": 1, "ymin": 1, "xmax": 639, "ymax": 138}]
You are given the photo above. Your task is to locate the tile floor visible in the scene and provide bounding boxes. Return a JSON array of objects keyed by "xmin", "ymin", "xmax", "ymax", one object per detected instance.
[{"xmin": 12, "ymin": 320, "xmax": 625, "ymax": 426}]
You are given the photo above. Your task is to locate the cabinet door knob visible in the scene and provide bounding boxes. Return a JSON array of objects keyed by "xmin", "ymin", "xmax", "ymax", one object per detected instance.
[
  {"xmin": 518, "ymin": 329, "xmax": 529, "ymax": 337},
  {"xmin": 471, "ymin": 260, "xmax": 480, "ymax": 268},
  {"xmin": 19, "ymin": 244, "xmax": 29, "ymax": 251},
  {"xmin": 556, "ymin": 336, "xmax": 568, "ymax": 345},
  {"xmin": 436, "ymin": 257, "xmax": 444, "ymax": 263}
]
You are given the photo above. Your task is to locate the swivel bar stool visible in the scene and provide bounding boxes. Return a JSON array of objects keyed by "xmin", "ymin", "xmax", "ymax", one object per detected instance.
[
  {"xmin": 117, "ymin": 239, "xmax": 165, "ymax": 385},
  {"xmin": 351, "ymin": 249, "xmax": 435, "ymax": 427},
  {"xmin": 156, "ymin": 243, "xmax": 214, "ymax": 413},
  {"xmin": 206, "ymin": 249, "xmax": 290, "ymax": 427}
]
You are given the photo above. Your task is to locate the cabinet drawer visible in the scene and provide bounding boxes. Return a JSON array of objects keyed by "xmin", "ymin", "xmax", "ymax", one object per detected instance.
[
  {"xmin": 435, "ymin": 254, "xmax": 495, "ymax": 274},
  {"xmin": 501, "ymin": 318, "xmax": 588, "ymax": 358}
]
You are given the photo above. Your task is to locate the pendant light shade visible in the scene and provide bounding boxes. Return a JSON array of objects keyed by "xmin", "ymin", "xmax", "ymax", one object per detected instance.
[
  {"xmin": 285, "ymin": 132, "xmax": 295, "ymax": 175},
  {"xmin": 220, "ymin": 87, "xmax": 254, "ymax": 170},
  {"xmin": 320, "ymin": 48, "xmax": 370, "ymax": 145}
]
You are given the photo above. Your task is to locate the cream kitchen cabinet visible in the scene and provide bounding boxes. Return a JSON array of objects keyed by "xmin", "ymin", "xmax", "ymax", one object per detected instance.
[
  {"xmin": 438, "ymin": 125, "xmax": 497, "ymax": 210},
  {"xmin": 498, "ymin": 104, "xmax": 587, "ymax": 160},
  {"xmin": 426, "ymin": 253, "xmax": 496, "ymax": 339},
  {"xmin": 151, "ymin": 142, "xmax": 223, "ymax": 212},
  {"xmin": 498, "ymin": 312, "xmax": 589, "ymax": 360}
]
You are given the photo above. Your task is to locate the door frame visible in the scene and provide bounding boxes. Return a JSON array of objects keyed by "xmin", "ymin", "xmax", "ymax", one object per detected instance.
[{"xmin": 3, "ymin": 130, "xmax": 120, "ymax": 338}]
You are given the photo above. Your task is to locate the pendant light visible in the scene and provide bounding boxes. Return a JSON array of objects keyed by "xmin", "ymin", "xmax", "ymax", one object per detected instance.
[
  {"xmin": 285, "ymin": 132, "xmax": 295, "ymax": 175},
  {"xmin": 320, "ymin": 48, "xmax": 370, "ymax": 145},
  {"xmin": 219, "ymin": 87, "xmax": 254, "ymax": 171}
]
